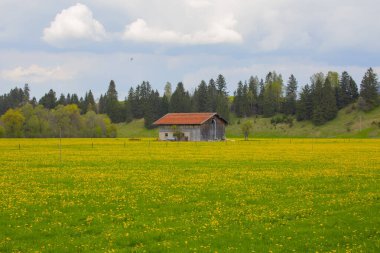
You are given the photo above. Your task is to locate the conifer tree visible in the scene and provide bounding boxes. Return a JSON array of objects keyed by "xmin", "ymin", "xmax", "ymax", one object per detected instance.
[
  {"xmin": 360, "ymin": 68, "xmax": 379, "ymax": 111},
  {"xmin": 215, "ymin": 74, "xmax": 230, "ymax": 121},
  {"xmin": 196, "ymin": 80, "xmax": 209, "ymax": 112},
  {"xmin": 337, "ymin": 71, "xmax": 358, "ymax": 109},
  {"xmin": 39, "ymin": 89, "xmax": 57, "ymax": 109},
  {"xmin": 57, "ymin": 94, "xmax": 66, "ymax": 106},
  {"xmin": 296, "ymin": 84, "xmax": 313, "ymax": 121},
  {"xmin": 284, "ymin": 74, "xmax": 298, "ymax": 115},
  {"xmin": 169, "ymin": 82, "xmax": 191, "ymax": 112},
  {"xmin": 247, "ymin": 76, "xmax": 259, "ymax": 116},
  {"xmin": 207, "ymin": 79, "xmax": 218, "ymax": 112}
]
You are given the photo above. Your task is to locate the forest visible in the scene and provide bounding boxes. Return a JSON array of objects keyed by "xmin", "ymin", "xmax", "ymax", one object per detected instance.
[{"xmin": 0, "ymin": 68, "xmax": 379, "ymax": 138}]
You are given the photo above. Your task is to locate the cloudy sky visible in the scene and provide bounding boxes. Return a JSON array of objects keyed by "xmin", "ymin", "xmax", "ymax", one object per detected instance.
[{"xmin": 0, "ymin": 0, "xmax": 379, "ymax": 99}]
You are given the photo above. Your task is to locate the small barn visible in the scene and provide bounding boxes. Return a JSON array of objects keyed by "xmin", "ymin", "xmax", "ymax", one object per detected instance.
[{"xmin": 153, "ymin": 113, "xmax": 228, "ymax": 141}]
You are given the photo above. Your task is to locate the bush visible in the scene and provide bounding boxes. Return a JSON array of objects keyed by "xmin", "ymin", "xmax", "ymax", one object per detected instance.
[
  {"xmin": 0, "ymin": 124, "xmax": 4, "ymax": 138},
  {"xmin": 271, "ymin": 115, "xmax": 294, "ymax": 127},
  {"xmin": 358, "ymin": 97, "xmax": 372, "ymax": 112},
  {"xmin": 371, "ymin": 121, "xmax": 380, "ymax": 128}
]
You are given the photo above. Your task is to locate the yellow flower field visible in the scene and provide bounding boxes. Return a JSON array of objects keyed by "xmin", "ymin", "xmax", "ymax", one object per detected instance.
[{"xmin": 0, "ymin": 138, "xmax": 379, "ymax": 252}]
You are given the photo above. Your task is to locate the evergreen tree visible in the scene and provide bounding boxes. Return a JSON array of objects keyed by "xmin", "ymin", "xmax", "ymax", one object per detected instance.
[
  {"xmin": 360, "ymin": 68, "xmax": 379, "ymax": 111},
  {"xmin": 242, "ymin": 82, "xmax": 249, "ymax": 117},
  {"xmin": 322, "ymin": 77, "xmax": 338, "ymax": 121},
  {"xmin": 216, "ymin": 74, "xmax": 228, "ymax": 96},
  {"xmin": 98, "ymin": 95, "xmax": 105, "ymax": 114},
  {"xmin": 0, "ymin": 86, "xmax": 29, "ymax": 115},
  {"xmin": 312, "ymin": 77, "xmax": 338, "ymax": 125},
  {"xmin": 23, "ymin": 84, "xmax": 30, "ymax": 104},
  {"xmin": 207, "ymin": 79, "xmax": 218, "ymax": 112},
  {"xmin": 247, "ymin": 76, "xmax": 259, "ymax": 116},
  {"xmin": 214, "ymin": 75, "xmax": 230, "ymax": 121},
  {"xmin": 196, "ymin": 80, "xmax": 209, "ymax": 112},
  {"xmin": 169, "ymin": 82, "xmax": 191, "ymax": 112},
  {"xmin": 296, "ymin": 84, "xmax": 313, "ymax": 121},
  {"xmin": 284, "ymin": 74, "xmax": 298, "ymax": 115},
  {"xmin": 70, "ymin": 93, "xmax": 79, "ymax": 105},
  {"xmin": 128, "ymin": 87, "xmax": 138, "ymax": 118},
  {"xmin": 66, "ymin": 94, "xmax": 71, "ymax": 105},
  {"xmin": 257, "ymin": 79, "xmax": 265, "ymax": 115},
  {"xmin": 39, "ymin": 89, "xmax": 57, "ymax": 109},
  {"xmin": 144, "ymin": 90, "xmax": 162, "ymax": 129},
  {"xmin": 311, "ymin": 77, "xmax": 325, "ymax": 125},
  {"xmin": 160, "ymin": 95, "xmax": 170, "ymax": 116},
  {"xmin": 232, "ymin": 81, "xmax": 244, "ymax": 117},
  {"xmin": 103, "ymin": 80, "xmax": 123, "ymax": 123},
  {"xmin": 57, "ymin": 94, "xmax": 66, "ymax": 106},
  {"xmin": 86, "ymin": 90, "xmax": 96, "ymax": 113},
  {"xmin": 337, "ymin": 71, "xmax": 358, "ymax": 109}
]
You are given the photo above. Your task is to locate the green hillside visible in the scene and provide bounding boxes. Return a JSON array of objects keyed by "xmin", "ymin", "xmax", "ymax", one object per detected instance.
[{"xmin": 117, "ymin": 105, "xmax": 380, "ymax": 138}]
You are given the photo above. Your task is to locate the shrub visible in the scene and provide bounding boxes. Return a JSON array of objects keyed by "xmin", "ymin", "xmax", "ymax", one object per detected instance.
[
  {"xmin": 0, "ymin": 124, "xmax": 4, "ymax": 138},
  {"xmin": 271, "ymin": 115, "xmax": 294, "ymax": 128}
]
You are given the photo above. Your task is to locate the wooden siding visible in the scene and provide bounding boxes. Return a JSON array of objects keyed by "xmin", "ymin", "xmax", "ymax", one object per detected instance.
[{"xmin": 200, "ymin": 116, "xmax": 226, "ymax": 141}]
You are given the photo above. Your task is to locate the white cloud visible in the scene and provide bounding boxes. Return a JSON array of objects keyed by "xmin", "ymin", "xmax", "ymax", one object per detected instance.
[
  {"xmin": 122, "ymin": 16, "xmax": 242, "ymax": 45},
  {"xmin": 185, "ymin": 0, "xmax": 212, "ymax": 8},
  {"xmin": 42, "ymin": 3, "xmax": 107, "ymax": 47},
  {"xmin": 1, "ymin": 65, "xmax": 74, "ymax": 83}
]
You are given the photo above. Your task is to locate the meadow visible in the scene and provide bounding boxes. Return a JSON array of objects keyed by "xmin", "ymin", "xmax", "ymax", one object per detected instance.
[{"xmin": 0, "ymin": 138, "xmax": 379, "ymax": 252}]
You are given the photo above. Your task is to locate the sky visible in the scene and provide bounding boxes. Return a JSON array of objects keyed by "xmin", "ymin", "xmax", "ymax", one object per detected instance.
[{"xmin": 0, "ymin": 0, "xmax": 379, "ymax": 99}]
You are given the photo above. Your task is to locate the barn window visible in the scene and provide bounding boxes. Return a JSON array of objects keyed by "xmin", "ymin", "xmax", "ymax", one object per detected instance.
[{"xmin": 165, "ymin": 133, "xmax": 168, "ymax": 137}]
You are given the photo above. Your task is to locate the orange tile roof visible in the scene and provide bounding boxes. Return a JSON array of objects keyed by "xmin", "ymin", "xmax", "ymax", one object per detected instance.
[{"xmin": 153, "ymin": 113, "xmax": 219, "ymax": 125}]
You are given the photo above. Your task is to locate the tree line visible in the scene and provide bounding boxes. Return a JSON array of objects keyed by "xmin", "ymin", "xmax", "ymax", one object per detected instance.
[
  {"xmin": 0, "ymin": 68, "xmax": 379, "ymax": 137},
  {"xmin": 231, "ymin": 68, "xmax": 379, "ymax": 125}
]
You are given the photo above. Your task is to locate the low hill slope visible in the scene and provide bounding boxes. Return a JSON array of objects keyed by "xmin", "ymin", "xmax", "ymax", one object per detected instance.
[{"xmin": 117, "ymin": 105, "xmax": 380, "ymax": 138}]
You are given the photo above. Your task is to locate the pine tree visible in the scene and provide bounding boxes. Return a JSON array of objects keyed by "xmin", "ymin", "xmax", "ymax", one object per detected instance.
[
  {"xmin": 196, "ymin": 80, "xmax": 209, "ymax": 112},
  {"xmin": 58, "ymin": 94, "xmax": 66, "ymax": 106},
  {"xmin": 123, "ymin": 98, "xmax": 133, "ymax": 123},
  {"xmin": 247, "ymin": 76, "xmax": 259, "ymax": 116},
  {"xmin": 360, "ymin": 68, "xmax": 379, "ymax": 111},
  {"xmin": 169, "ymin": 82, "xmax": 191, "ymax": 112},
  {"xmin": 257, "ymin": 79, "xmax": 265, "ymax": 115},
  {"xmin": 338, "ymin": 71, "xmax": 358, "ymax": 109},
  {"xmin": 98, "ymin": 95, "xmax": 105, "ymax": 114},
  {"xmin": 39, "ymin": 89, "xmax": 57, "ymax": 109},
  {"xmin": 70, "ymin": 94, "xmax": 79, "ymax": 105},
  {"xmin": 312, "ymin": 77, "xmax": 325, "ymax": 125},
  {"xmin": 312, "ymin": 77, "xmax": 338, "ymax": 125},
  {"xmin": 86, "ymin": 90, "xmax": 96, "ymax": 113},
  {"xmin": 207, "ymin": 79, "xmax": 218, "ymax": 112},
  {"xmin": 216, "ymin": 74, "xmax": 228, "ymax": 96},
  {"xmin": 322, "ymin": 77, "xmax": 338, "ymax": 121},
  {"xmin": 104, "ymin": 80, "xmax": 123, "ymax": 122},
  {"xmin": 296, "ymin": 84, "xmax": 313, "ymax": 121},
  {"xmin": 144, "ymin": 90, "xmax": 162, "ymax": 129},
  {"xmin": 160, "ymin": 95, "xmax": 170, "ymax": 116},
  {"xmin": 284, "ymin": 74, "xmax": 298, "ymax": 115},
  {"xmin": 232, "ymin": 81, "xmax": 244, "ymax": 117},
  {"xmin": 215, "ymin": 75, "xmax": 230, "ymax": 121},
  {"xmin": 23, "ymin": 84, "xmax": 30, "ymax": 104}
]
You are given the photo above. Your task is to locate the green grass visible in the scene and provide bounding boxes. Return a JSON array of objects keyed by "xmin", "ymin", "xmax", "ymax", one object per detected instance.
[
  {"xmin": 117, "ymin": 105, "xmax": 380, "ymax": 138},
  {"xmin": 227, "ymin": 105, "xmax": 380, "ymax": 138},
  {"xmin": 116, "ymin": 119, "xmax": 158, "ymax": 138},
  {"xmin": 0, "ymin": 138, "xmax": 379, "ymax": 252}
]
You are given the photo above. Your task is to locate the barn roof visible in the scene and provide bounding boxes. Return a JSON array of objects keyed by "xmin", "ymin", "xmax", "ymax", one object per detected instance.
[{"xmin": 153, "ymin": 113, "xmax": 227, "ymax": 125}]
